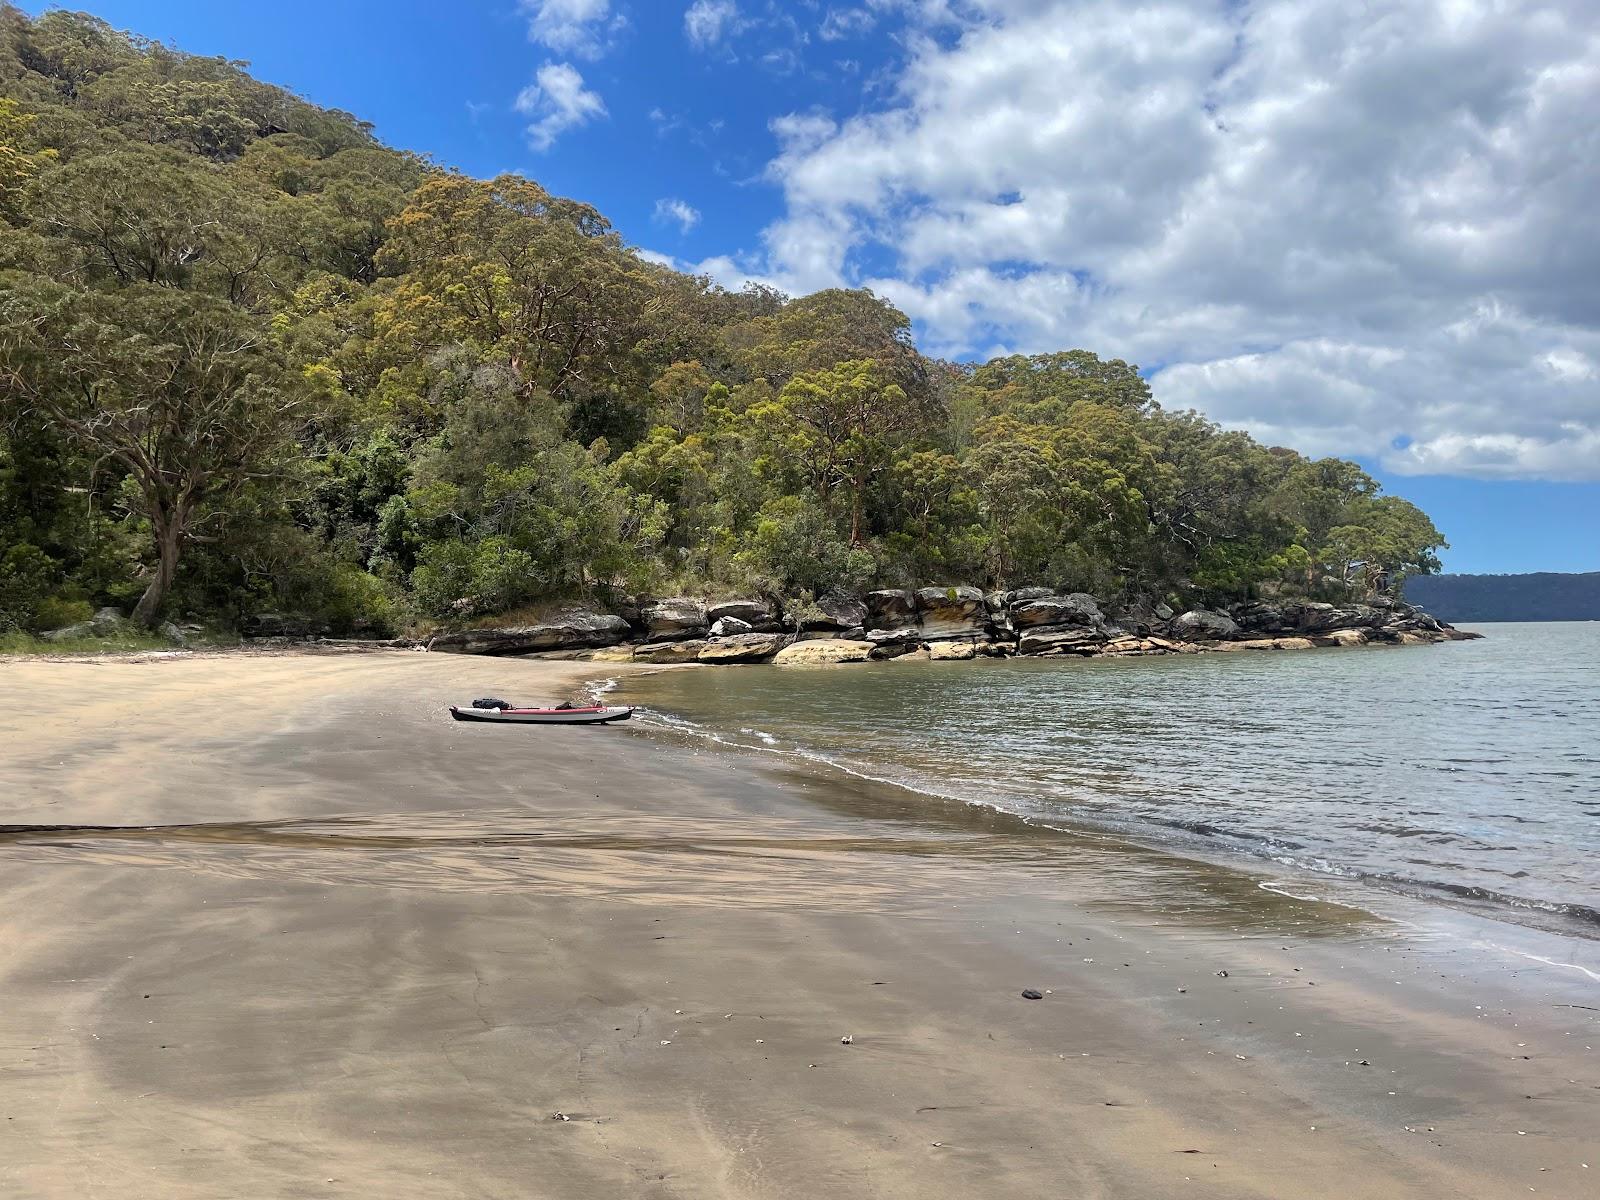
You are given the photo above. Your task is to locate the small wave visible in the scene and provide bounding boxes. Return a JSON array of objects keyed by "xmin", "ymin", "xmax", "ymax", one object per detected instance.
[{"xmin": 623, "ymin": 689, "xmax": 1600, "ymax": 941}]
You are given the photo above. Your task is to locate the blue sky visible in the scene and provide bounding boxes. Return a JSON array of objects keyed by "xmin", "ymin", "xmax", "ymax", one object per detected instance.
[{"xmin": 23, "ymin": 1, "xmax": 1600, "ymax": 574}]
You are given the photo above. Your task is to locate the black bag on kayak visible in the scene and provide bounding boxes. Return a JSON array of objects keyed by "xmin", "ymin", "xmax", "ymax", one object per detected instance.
[{"xmin": 472, "ymin": 698, "xmax": 513, "ymax": 710}]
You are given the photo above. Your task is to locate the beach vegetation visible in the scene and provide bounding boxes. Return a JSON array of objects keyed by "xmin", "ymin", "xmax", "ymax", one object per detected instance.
[{"xmin": 0, "ymin": 6, "xmax": 1447, "ymax": 631}]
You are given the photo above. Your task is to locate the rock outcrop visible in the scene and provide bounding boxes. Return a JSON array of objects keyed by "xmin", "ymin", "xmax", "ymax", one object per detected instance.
[
  {"xmin": 1168, "ymin": 608, "xmax": 1240, "ymax": 641},
  {"xmin": 801, "ymin": 591, "xmax": 868, "ymax": 632},
  {"xmin": 428, "ymin": 610, "xmax": 629, "ymax": 655},
  {"xmin": 633, "ymin": 639, "xmax": 706, "ymax": 663},
  {"xmin": 865, "ymin": 589, "xmax": 918, "ymax": 631},
  {"xmin": 422, "ymin": 583, "xmax": 1474, "ymax": 666},
  {"xmin": 698, "ymin": 632, "xmax": 791, "ymax": 663},
  {"xmin": 914, "ymin": 586, "xmax": 989, "ymax": 640},
  {"xmin": 641, "ymin": 597, "xmax": 708, "ymax": 641},
  {"xmin": 1016, "ymin": 626, "xmax": 1107, "ymax": 656},
  {"xmin": 42, "ymin": 606, "xmax": 129, "ymax": 642},
  {"xmin": 706, "ymin": 598, "xmax": 783, "ymax": 631},
  {"xmin": 1009, "ymin": 592, "xmax": 1103, "ymax": 630},
  {"xmin": 773, "ymin": 639, "xmax": 875, "ymax": 664}
]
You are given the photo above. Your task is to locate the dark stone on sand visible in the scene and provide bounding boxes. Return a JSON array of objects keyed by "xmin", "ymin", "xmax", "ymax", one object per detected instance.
[{"xmin": 1021, "ymin": 988, "xmax": 1043, "ymax": 1000}]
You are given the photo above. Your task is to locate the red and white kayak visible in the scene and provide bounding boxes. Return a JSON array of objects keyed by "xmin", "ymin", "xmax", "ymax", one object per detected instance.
[{"xmin": 450, "ymin": 704, "xmax": 633, "ymax": 725}]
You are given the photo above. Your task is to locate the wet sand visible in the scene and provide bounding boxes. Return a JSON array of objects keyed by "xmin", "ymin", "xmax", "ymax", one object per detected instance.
[{"xmin": 0, "ymin": 650, "xmax": 1595, "ymax": 1198}]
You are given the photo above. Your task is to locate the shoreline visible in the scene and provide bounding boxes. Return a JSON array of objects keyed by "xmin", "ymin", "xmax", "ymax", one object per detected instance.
[
  {"xmin": 2, "ymin": 650, "xmax": 1595, "ymax": 1197},
  {"xmin": 620, "ymin": 688, "xmax": 1600, "ymax": 949}
]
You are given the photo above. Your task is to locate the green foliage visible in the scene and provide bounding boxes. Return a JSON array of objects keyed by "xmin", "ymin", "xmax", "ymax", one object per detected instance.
[
  {"xmin": 32, "ymin": 594, "xmax": 91, "ymax": 631},
  {"xmin": 0, "ymin": 539, "xmax": 54, "ymax": 629},
  {"xmin": 0, "ymin": 3, "xmax": 1450, "ymax": 635}
]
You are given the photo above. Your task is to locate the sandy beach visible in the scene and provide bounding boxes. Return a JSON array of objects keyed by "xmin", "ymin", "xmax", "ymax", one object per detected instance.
[{"xmin": 0, "ymin": 650, "xmax": 1595, "ymax": 1199}]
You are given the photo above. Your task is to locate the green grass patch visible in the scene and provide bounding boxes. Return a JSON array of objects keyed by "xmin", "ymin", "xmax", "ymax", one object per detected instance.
[{"xmin": 0, "ymin": 629, "xmax": 226, "ymax": 655}]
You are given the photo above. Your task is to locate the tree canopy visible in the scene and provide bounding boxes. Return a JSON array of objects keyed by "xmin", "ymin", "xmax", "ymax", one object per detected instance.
[{"xmin": 0, "ymin": 5, "xmax": 1446, "ymax": 634}]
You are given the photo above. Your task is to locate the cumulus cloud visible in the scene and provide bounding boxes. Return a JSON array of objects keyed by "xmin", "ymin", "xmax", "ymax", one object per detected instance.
[
  {"xmin": 745, "ymin": 0, "xmax": 1600, "ymax": 481},
  {"xmin": 685, "ymin": 0, "xmax": 742, "ymax": 49},
  {"xmin": 514, "ymin": 62, "xmax": 607, "ymax": 151},
  {"xmin": 519, "ymin": 0, "xmax": 625, "ymax": 59},
  {"xmin": 653, "ymin": 197, "xmax": 702, "ymax": 233}
]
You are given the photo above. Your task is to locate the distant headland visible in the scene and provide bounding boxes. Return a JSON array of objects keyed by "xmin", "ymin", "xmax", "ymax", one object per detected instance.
[{"xmin": 1404, "ymin": 572, "xmax": 1600, "ymax": 623}]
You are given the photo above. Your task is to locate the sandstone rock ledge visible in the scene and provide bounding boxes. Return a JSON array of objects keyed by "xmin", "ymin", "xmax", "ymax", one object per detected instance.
[{"xmin": 425, "ymin": 588, "xmax": 1478, "ymax": 666}]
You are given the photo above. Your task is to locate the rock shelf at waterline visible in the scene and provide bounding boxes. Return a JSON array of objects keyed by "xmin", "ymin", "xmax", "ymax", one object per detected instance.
[{"xmin": 416, "ymin": 587, "xmax": 1479, "ymax": 664}]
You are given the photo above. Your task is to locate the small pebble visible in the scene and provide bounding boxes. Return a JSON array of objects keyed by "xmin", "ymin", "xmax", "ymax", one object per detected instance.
[{"xmin": 1021, "ymin": 989, "xmax": 1043, "ymax": 1000}]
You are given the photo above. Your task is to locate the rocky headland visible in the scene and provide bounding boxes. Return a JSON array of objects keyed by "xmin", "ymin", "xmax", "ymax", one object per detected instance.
[{"xmin": 422, "ymin": 587, "xmax": 1480, "ymax": 665}]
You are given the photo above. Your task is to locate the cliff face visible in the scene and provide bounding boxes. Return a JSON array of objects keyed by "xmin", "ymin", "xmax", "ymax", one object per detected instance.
[{"xmin": 423, "ymin": 588, "xmax": 1478, "ymax": 662}]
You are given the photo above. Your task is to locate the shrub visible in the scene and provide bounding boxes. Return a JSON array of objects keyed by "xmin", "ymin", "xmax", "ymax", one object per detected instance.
[
  {"xmin": 0, "ymin": 543, "xmax": 59, "ymax": 631},
  {"xmin": 32, "ymin": 596, "xmax": 94, "ymax": 631},
  {"xmin": 411, "ymin": 537, "xmax": 540, "ymax": 618}
]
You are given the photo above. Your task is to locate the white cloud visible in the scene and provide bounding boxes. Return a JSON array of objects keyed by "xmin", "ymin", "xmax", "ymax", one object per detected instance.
[
  {"xmin": 685, "ymin": 0, "xmax": 742, "ymax": 49},
  {"xmin": 519, "ymin": 0, "xmax": 625, "ymax": 59},
  {"xmin": 741, "ymin": 0, "xmax": 1600, "ymax": 481},
  {"xmin": 820, "ymin": 6, "xmax": 878, "ymax": 40},
  {"xmin": 653, "ymin": 197, "xmax": 702, "ymax": 234},
  {"xmin": 514, "ymin": 62, "xmax": 607, "ymax": 151}
]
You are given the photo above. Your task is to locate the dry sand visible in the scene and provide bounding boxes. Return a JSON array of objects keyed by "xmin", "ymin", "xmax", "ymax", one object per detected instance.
[{"xmin": 0, "ymin": 649, "xmax": 1595, "ymax": 1198}]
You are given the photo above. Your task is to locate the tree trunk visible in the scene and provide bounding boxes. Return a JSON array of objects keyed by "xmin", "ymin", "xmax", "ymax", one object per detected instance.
[
  {"xmin": 849, "ymin": 475, "xmax": 864, "ymax": 547},
  {"xmin": 130, "ymin": 509, "xmax": 186, "ymax": 628}
]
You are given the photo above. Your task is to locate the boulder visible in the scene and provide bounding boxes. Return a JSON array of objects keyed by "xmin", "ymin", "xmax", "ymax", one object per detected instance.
[
  {"xmin": 1010, "ymin": 592, "xmax": 1105, "ymax": 630},
  {"xmin": 865, "ymin": 589, "xmax": 918, "ymax": 631},
  {"xmin": 871, "ymin": 641, "xmax": 922, "ymax": 660},
  {"xmin": 1016, "ymin": 626, "xmax": 1107, "ymax": 656},
  {"xmin": 633, "ymin": 639, "xmax": 707, "ymax": 663},
  {"xmin": 709, "ymin": 616, "xmax": 754, "ymax": 638},
  {"xmin": 428, "ymin": 610, "xmax": 630, "ymax": 655},
  {"xmin": 1005, "ymin": 586, "xmax": 1056, "ymax": 604},
  {"xmin": 1317, "ymin": 628, "xmax": 1368, "ymax": 647},
  {"xmin": 1229, "ymin": 601, "xmax": 1289, "ymax": 635},
  {"xmin": 889, "ymin": 646, "xmax": 932, "ymax": 662},
  {"xmin": 697, "ymin": 632, "xmax": 791, "ymax": 663},
  {"xmin": 1169, "ymin": 608, "xmax": 1240, "ymax": 641},
  {"xmin": 928, "ymin": 640, "xmax": 978, "ymax": 661},
  {"xmin": 914, "ymin": 585, "xmax": 989, "ymax": 640},
  {"xmin": 641, "ymin": 597, "xmax": 708, "ymax": 640},
  {"xmin": 610, "ymin": 594, "xmax": 645, "ymax": 630},
  {"xmin": 773, "ymin": 639, "xmax": 875, "ymax": 665},
  {"xmin": 41, "ymin": 620, "xmax": 97, "ymax": 642},
  {"xmin": 801, "ymin": 591, "xmax": 869, "ymax": 632},
  {"xmin": 588, "ymin": 645, "xmax": 637, "ymax": 662},
  {"xmin": 706, "ymin": 598, "xmax": 782, "ymax": 630}
]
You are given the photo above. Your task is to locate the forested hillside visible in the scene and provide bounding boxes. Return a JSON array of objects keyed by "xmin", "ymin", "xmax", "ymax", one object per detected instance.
[
  {"xmin": 0, "ymin": 6, "xmax": 1447, "ymax": 638},
  {"xmin": 1404, "ymin": 573, "xmax": 1600, "ymax": 623}
]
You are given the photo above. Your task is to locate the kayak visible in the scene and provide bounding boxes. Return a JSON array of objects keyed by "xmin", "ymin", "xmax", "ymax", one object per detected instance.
[{"xmin": 449, "ymin": 704, "xmax": 633, "ymax": 725}]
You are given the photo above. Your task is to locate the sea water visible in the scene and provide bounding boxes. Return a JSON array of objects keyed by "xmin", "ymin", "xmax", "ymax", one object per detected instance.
[{"xmin": 618, "ymin": 622, "xmax": 1600, "ymax": 935}]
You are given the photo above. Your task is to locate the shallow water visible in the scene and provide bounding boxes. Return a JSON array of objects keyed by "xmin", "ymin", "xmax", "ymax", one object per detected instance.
[{"xmin": 617, "ymin": 622, "xmax": 1600, "ymax": 935}]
